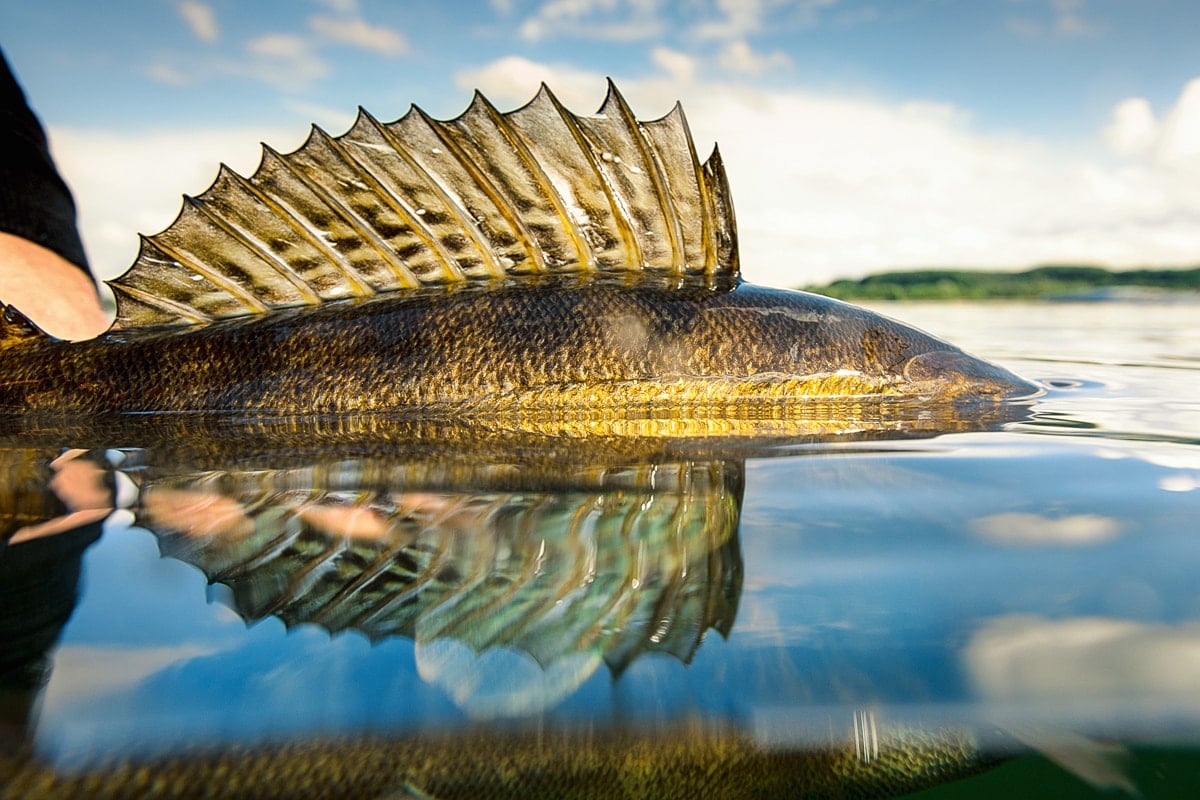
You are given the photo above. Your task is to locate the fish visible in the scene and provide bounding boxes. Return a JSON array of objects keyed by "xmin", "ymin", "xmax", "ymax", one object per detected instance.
[{"xmin": 0, "ymin": 82, "xmax": 1037, "ymax": 426}]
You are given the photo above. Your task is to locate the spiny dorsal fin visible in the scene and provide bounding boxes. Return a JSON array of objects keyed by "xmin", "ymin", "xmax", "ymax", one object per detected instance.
[{"xmin": 108, "ymin": 80, "xmax": 740, "ymax": 330}]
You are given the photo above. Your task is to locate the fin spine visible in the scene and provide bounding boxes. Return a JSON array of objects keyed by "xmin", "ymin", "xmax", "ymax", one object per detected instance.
[
  {"xmin": 408, "ymin": 105, "xmax": 512, "ymax": 279},
  {"xmin": 141, "ymin": 230, "xmax": 270, "ymax": 315},
  {"xmin": 224, "ymin": 166, "xmax": 376, "ymax": 298},
  {"xmin": 310, "ymin": 537, "xmax": 413, "ymax": 628},
  {"xmin": 501, "ymin": 89, "xmax": 597, "ymax": 271},
  {"xmin": 0, "ymin": 302, "xmax": 52, "ymax": 344},
  {"xmin": 184, "ymin": 195, "xmax": 323, "ymax": 306},
  {"xmin": 329, "ymin": 119, "xmax": 468, "ymax": 283},
  {"xmin": 265, "ymin": 143, "xmax": 423, "ymax": 290},
  {"xmin": 109, "ymin": 280, "xmax": 212, "ymax": 326},
  {"xmin": 452, "ymin": 92, "xmax": 550, "ymax": 274},
  {"xmin": 259, "ymin": 536, "xmax": 348, "ymax": 620},
  {"xmin": 701, "ymin": 147, "xmax": 738, "ymax": 279},
  {"xmin": 601, "ymin": 82, "xmax": 688, "ymax": 272},
  {"xmin": 543, "ymin": 87, "xmax": 642, "ymax": 270},
  {"xmin": 673, "ymin": 104, "xmax": 719, "ymax": 275}
]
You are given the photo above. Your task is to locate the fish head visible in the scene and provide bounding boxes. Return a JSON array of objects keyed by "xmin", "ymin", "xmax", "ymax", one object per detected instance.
[{"xmin": 900, "ymin": 348, "xmax": 1042, "ymax": 401}]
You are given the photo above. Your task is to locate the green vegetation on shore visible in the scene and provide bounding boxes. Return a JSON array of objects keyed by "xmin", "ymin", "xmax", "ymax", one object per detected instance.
[{"xmin": 804, "ymin": 265, "xmax": 1200, "ymax": 300}]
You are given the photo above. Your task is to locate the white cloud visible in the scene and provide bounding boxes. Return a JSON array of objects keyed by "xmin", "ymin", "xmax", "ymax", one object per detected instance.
[
  {"xmin": 519, "ymin": 0, "xmax": 665, "ymax": 42},
  {"xmin": 717, "ymin": 39, "xmax": 791, "ymax": 75},
  {"xmin": 49, "ymin": 124, "xmax": 303, "ymax": 280},
  {"xmin": 693, "ymin": 0, "xmax": 837, "ymax": 40},
  {"xmin": 453, "ymin": 59, "xmax": 1200, "ymax": 287},
  {"xmin": 146, "ymin": 63, "xmax": 191, "ymax": 87},
  {"xmin": 246, "ymin": 33, "xmax": 311, "ymax": 60},
  {"xmin": 314, "ymin": 0, "xmax": 359, "ymax": 12},
  {"xmin": 1105, "ymin": 79, "xmax": 1200, "ymax": 166},
  {"xmin": 238, "ymin": 34, "xmax": 330, "ymax": 89},
  {"xmin": 308, "ymin": 14, "xmax": 409, "ymax": 57},
  {"xmin": 176, "ymin": 0, "xmax": 218, "ymax": 44},
  {"xmin": 1158, "ymin": 77, "xmax": 1200, "ymax": 164},
  {"xmin": 455, "ymin": 55, "xmax": 614, "ymax": 110},
  {"xmin": 1103, "ymin": 97, "xmax": 1158, "ymax": 158},
  {"xmin": 49, "ymin": 54, "xmax": 1200, "ymax": 291},
  {"xmin": 1052, "ymin": 0, "xmax": 1097, "ymax": 36},
  {"xmin": 1007, "ymin": 0, "xmax": 1099, "ymax": 38},
  {"xmin": 650, "ymin": 46, "xmax": 697, "ymax": 83}
]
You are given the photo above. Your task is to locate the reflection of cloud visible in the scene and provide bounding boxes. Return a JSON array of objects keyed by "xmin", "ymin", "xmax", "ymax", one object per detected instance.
[
  {"xmin": 416, "ymin": 638, "xmax": 603, "ymax": 718},
  {"xmin": 970, "ymin": 512, "xmax": 1121, "ymax": 546},
  {"xmin": 43, "ymin": 645, "xmax": 217, "ymax": 707},
  {"xmin": 1160, "ymin": 474, "xmax": 1200, "ymax": 493},
  {"xmin": 1094, "ymin": 445, "xmax": 1200, "ymax": 493},
  {"xmin": 966, "ymin": 615, "xmax": 1200, "ymax": 702}
]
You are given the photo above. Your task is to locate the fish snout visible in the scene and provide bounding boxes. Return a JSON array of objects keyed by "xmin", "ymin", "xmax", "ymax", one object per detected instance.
[{"xmin": 902, "ymin": 350, "xmax": 1041, "ymax": 401}]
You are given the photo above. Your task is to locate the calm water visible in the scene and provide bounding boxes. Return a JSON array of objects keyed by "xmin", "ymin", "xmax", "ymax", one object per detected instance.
[{"xmin": 1, "ymin": 300, "xmax": 1198, "ymax": 798}]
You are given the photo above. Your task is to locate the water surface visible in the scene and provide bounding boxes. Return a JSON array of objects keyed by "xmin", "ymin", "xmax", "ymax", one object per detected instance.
[{"xmin": 2, "ymin": 300, "xmax": 1197, "ymax": 798}]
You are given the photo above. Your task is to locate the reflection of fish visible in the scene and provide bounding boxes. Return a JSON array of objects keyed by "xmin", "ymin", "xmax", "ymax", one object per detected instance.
[
  {"xmin": 0, "ymin": 439, "xmax": 998, "ymax": 798},
  {"xmin": 0, "ymin": 84, "xmax": 1035, "ymax": 422},
  {"xmin": 147, "ymin": 458, "xmax": 744, "ymax": 718},
  {"xmin": 12, "ymin": 425, "xmax": 1096, "ymax": 798},
  {"xmin": 2, "ymin": 720, "xmax": 992, "ymax": 800}
]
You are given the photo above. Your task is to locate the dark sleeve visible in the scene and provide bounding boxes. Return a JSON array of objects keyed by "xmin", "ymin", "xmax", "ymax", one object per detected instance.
[{"xmin": 0, "ymin": 49, "xmax": 91, "ymax": 274}]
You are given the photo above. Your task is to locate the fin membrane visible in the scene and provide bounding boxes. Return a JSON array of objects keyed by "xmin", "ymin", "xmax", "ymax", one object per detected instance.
[{"xmin": 109, "ymin": 81, "xmax": 739, "ymax": 330}]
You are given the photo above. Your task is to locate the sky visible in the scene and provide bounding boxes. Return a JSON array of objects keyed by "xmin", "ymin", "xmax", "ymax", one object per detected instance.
[{"xmin": 3, "ymin": 0, "xmax": 1200, "ymax": 288}]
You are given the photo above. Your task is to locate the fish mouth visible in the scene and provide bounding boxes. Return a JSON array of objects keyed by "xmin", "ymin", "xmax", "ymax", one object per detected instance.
[{"xmin": 901, "ymin": 350, "xmax": 1042, "ymax": 401}]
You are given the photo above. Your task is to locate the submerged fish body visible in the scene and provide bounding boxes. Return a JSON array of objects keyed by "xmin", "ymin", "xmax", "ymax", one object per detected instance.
[{"xmin": 0, "ymin": 82, "xmax": 1034, "ymax": 422}]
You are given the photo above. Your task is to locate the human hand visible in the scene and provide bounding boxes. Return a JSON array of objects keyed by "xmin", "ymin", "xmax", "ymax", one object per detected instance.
[{"xmin": 0, "ymin": 232, "xmax": 110, "ymax": 340}]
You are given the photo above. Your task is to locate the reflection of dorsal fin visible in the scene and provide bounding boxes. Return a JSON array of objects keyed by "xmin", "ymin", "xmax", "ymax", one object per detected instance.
[{"xmin": 108, "ymin": 81, "xmax": 739, "ymax": 330}]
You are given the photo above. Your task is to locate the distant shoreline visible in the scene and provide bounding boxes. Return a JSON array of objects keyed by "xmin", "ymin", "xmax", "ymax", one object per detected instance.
[{"xmin": 803, "ymin": 265, "xmax": 1200, "ymax": 301}]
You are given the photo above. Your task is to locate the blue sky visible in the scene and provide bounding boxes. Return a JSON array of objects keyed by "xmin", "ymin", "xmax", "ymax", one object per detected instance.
[{"xmin": 3, "ymin": 0, "xmax": 1200, "ymax": 286}]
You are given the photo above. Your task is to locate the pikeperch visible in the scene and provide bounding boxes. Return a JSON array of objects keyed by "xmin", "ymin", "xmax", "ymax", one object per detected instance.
[{"xmin": 0, "ymin": 83, "xmax": 1036, "ymax": 423}]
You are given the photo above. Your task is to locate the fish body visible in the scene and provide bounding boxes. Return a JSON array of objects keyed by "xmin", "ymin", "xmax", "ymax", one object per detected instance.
[
  {"xmin": 1, "ymin": 276, "xmax": 1031, "ymax": 417},
  {"xmin": 0, "ymin": 83, "xmax": 1034, "ymax": 422}
]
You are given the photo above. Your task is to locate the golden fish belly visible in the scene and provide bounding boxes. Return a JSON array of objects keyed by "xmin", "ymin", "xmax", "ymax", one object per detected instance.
[{"xmin": 0, "ymin": 278, "xmax": 1034, "ymax": 417}]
